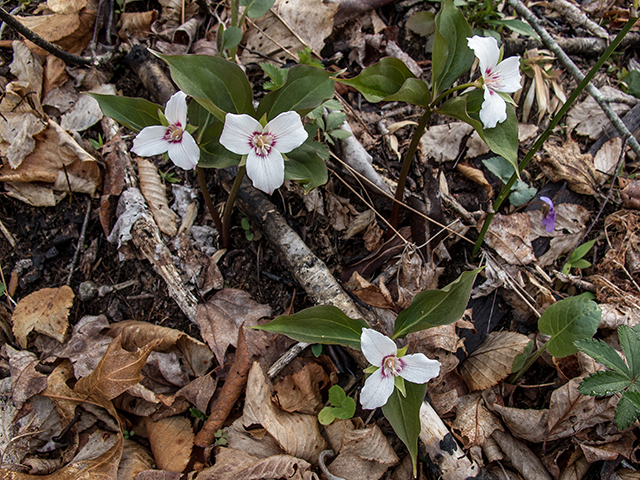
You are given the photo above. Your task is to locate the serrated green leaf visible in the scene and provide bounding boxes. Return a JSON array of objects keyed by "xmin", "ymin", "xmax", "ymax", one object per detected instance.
[
  {"xmin": 325, "ymin": 112, "xmax": 346, "ymax": 131},
  {"xmin": 257, "ymin": 65, "xmax": 334, "ymax": 120},
  {"xmin": 392, "ymin": 268, "xmax": 482, "ymax": 339},
  {"xmin": 578, "ymin": 371, "xmax": 631, "ymax": 397},
  {"xmin": 615, "ymin": 392, "xmax": 640, "ymax": 430},
  {"xmin": 284, "ymin": 141, "xmax": 328, "ymax": 193},
  {"xmin": 89, "ymin": 94, "xmax": 162, "ymax": 132},
  {"xmin": 252, "ymin": 305, "xmax": 368, "ymax": 350},
  {"xmin": 538, "ymin": 296, "xmax": 601, "ymax": 358},
  {"xmin": 382, "ymin": 382, "xmax": 426, "ymax": 477},
  {"xmin": 625, "ymin": 390, "xmax": 640, "ymax": 410},
  {"xmin": 619, "ymin": 325, "xmax": 640, "ymax": 378},
  {"xmin": 240, "ymin": 0, "xmax": 274, "ymax": 18},
  {"xmin": 432, "ymin": 0, "xmax": 474, "ymax": 95},
  {"xmin": 574, "ymin": 338, "xmax": 630, "ymax": 376},
  {"xmin": 157, "ymin": 53, "xmax": 255, "ymax": 121},
  {"xmin": 339, "ymin": 58, "xmax": 430, "ymax": 106},
  {"xmin": 261, "ymin": 62, "xmax": 287, "ymax": 91}
]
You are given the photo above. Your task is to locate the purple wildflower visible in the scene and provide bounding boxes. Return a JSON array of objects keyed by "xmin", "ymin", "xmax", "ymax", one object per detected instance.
[{"xmin": 540, "ymin": 196, "xmax": 556, "ymax": 233}]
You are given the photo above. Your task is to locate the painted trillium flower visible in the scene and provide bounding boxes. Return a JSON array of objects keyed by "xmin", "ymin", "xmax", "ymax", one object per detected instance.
[
  {"xmin": 131, "ymin": 91, "xmax": 200, "ymax": 170},
  {"xmin": 467, "ymin": 35, "xmax": 522, "ymax": 129},
  {"xmin": 540, "ymin": 196, "xmax": 556, "ymax": 233},
  {"xmin": 219, "ymin": 111, "xmax": 308, "ymax": 195},
  {"xmin": 360, "ymin": 328, "xmax": 440, "ymax": 410}
]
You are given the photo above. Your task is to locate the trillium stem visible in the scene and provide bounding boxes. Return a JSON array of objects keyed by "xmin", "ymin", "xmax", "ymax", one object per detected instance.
[
  {"xmin": 387, "ymin": 107, "xmax": 433, "ymax": 237},
  {"xmin": 472, "ymin": 14, "xmax": 639, "ymax": 257},
  {"xmin": 221, "ymin": 165, "xmax": 247, "ymax": 248},
  {"xmin": 197, "ymin": 167, "xmax": 225, "ymax": 246}
]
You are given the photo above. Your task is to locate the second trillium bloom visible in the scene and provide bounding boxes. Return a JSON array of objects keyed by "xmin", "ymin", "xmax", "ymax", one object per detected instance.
[
  {"xmin": 131, "ymin": 91, "xmax": 200, "ymax": 170},
  {"xmin": 467, "ymin": 35, "xmax": 522, "ymax": 129},
  {"xmin": 220, "ymin": 111, "xmax": 308, "ymax": 195},
  {"xmin": 360, "ymin": 328, "xmax": 440, "ymax": 410}
]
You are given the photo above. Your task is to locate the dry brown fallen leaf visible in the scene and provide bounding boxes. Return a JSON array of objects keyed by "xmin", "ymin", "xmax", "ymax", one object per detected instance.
[
  {"xmin": 242, "ymin": 362, "xmax": 327, "ymax": 464},
  {"xmin": 109, "ymin": 320, "xmax": 213, "ymax": 377},
  {"xmin": 12, "ymin": 285, "xmax": 74, "ymax": 348},
  {"xmin": 137, "ymin": 157, "xmax": 179, "ymax": 237},
  {"xmin": 273, "ymin": 362, "xmax": 330, "ymax": 414},
  {"xmin": 457, "ymin": 163, "xmax": 493, "ymax": 199},
  {"xmin": 566, "ymin": 86, "xmax": 634, "ymax": 140},
  {"xmin": 537, "ymin": 139, "xmax": 601, "ymax": 195},
  {"xmin": 196, "ymin": 288, "xmax": 272, "ymax": 365},
  {"xmin": 451, "ymin": 392, "xmax": 504, "ymax": 448},
  {"xmin": 226, "ymin": 418, "xmax": 284, "ymax": 458},
  {"xmin": 241, "ymin": 0, "xmax": 338, "ymax": 65},
  {"xmin": 420, "ymin": 122, "xmax": 474, "ymax": 162},
  {"xmin": 145, "ymin": 415, "xmax": 194, "ymax": 473},
  {"xmin": 117, "ymin": 439, "xmax": 155, "ymax": 480},
  {"xmin": 196, "ymin": 447, "xmax": 318, "ymax": 480},
  {"xmin": 345, "ymin": 271, "xmax": 396, "ymax": 310},
  {"xmin": 491, "ymin": 429, "xmax": 553, "ymax": 480},
  {"xmin": 482, "ymin": 212, "xmax": 536, "ymax": 265},
  {"xmin": 118, "ymin": 11, "xmax": 158, "ymax": 41},
  {"xmin": 5, "ymin": 345, "xmax": 48, "ymax": 410},
  {"xmin": 324, "ymin": 419, "xmax": 399, "ymax": 480},
  {"xmin": 459, "ymin": 331, "xmax": 531, "ymax": 391}
]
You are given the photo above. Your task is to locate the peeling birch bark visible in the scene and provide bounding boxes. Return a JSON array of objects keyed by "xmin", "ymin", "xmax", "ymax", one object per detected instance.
[
  {"xmin": 102, "ymin": 116, "xmax": 199, "ymax": 323},
  {"xmin": 419, "ymin": 402, "xmax": 480, "ymax": 480},
  {"xmin": 218, "ymin": 169, "xmax": 372, "ymax": 373}
]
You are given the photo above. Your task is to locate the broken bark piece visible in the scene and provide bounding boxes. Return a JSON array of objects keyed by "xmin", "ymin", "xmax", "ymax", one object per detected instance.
[
  {"xmin": 419, "ymin": 401, "xmax": 480, "ymax": 480},
  {"xmin": 125, "ymin": 45, "xmax": 175, "ymax": 105}
]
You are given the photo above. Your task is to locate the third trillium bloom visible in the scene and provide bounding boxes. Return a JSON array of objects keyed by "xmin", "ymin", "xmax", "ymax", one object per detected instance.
[
  {"xmin": 131, "ymin": 91, "xmax": 200, "ymax": 170},
  {"xmin": 220, "ymin": 111, "xmax": 308, "ymax": 195},
  {"xmin": 467, "ymin": 35, "xmax": 522, "ymax": 129},
  {"xmin": 360, "ymin": 328, "xmax": 440, "ymax": 410}
]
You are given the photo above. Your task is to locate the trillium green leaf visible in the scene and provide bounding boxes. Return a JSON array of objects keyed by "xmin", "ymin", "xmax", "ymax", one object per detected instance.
[
  {"xmin": 188, "ymin": 101, "xmax": 240, "ymax": 168},
  {"xmin": 339, "ymin": 58, "xmax": 429, "ymax": 105},
  {"xmin": 538, "ymin": 295, "xmax": 601, "ymax": 358},
  {"xmin": 89, "ymin": 94, "xmax": 162, "ymax": 132},
  {"xmin": 432, "ymin": 0, "xmax": 474, "ymax": 96},
  {"xmin": 285, "ymin": 141, "xmax": 328, "ymax": 193},
  {"xmin": 156, "ymin": 53, "xmax": 255, "ymax": 122},
  {"xmin": 382, "ymin": 382, "xmax": 426, "ymax": 477},
  {"xmin": 392, "ymin": 268, "xmax": 482, "ymax": 339},
  {"xmin": 257, "ymin": 65, "xmax": 335, "ymax": 120},
  {"xmin": 438, "ymin": 92, "xmax": 519, "ymax": 175},
  {"xmin": 252, "ymin": 305, "xmax": 368, "ymax": 350}
]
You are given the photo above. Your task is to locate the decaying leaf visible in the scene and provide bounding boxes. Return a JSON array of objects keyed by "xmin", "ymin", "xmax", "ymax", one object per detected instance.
[
  {"xmin": 345, "ymin": 271, "xmax": 396, "ymax": 310},
  {"xmin": 5, "ymin": 345, "xmax": 48, "ymax": 410},
  {"xmin": 483, "ymin": 212, "xmax": 536, "ymax": 265},
  {"xmin": 537, "ymin": 140, "xmax": 601, "ymax": 195},
  {"xmin": 1, "ymin": 42, "xmax": 44, "ymax": 115},
  {"xmin": 118, "ymin": 11, "xmax": 158, "ymax": 40},
  {"xmin": 196, "ymin": 447, "xmax": 318, "ymax": 480},
  {"xmin": 197, "ymin": 289, "xmax": 272, "ymax": 365},
  {"xmin": 60, "ymin": 84, "xmax": 117, "ymax": 132},
  {"xmin": 567, "ymin": 86, "xmax": 635, "ymax": 140},
  {"xmin": 491, "ymin": 429, "xmax": 553, "ymax": 480},
  {"xmin": 273, "ymin": 362, "xmax": 330, "ymax": 414},
  {"xmin": 226, "ymin": 418, "xmax": 284, "ymax": 458},
  {"xmin": 241, "ymin": 0, "xmax": 338, "ymax": 65},
  {"xmin": 145, "ymin": 415, "xmax": 194, "ymax": 473},
  {"xmin": 243, "ymin": 362, "xmax": 327, "ymax": 464},
  {"xmin": 0, "ymin": 113, "xmax": 47, "ymax": 169},
  {"xmin": 460, "ymin": 332, "xmax": 531, "ymax": 391},
  {"xmin": 138, "ymin": 157, "xmax": 179, "ymax": 237},
  {"xmin": 420, "ymin": 122, "xmax": 473, "ymax": 162},
  {"xmin": 451, "ymin": 393, "xmax": 504, "ymax": 447},
  {"xmin": 117, "ymin": 439, "xmax": 155, "ymax": 480},
  {"xmin": 12, "ymin": 285, "xmax": 74, "ymax": 348},
  {"xmin": 457, "ymin": 163, "xmax": 493, "ymax": 199}
]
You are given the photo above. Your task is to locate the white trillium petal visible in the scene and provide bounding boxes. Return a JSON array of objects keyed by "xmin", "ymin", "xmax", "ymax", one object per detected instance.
[
  {"xmin": 492, "ymin": 57, "xmax": 522, "ymax": 93},
  {"xmin": 399, "ymin": 353, "xmax": 441, "ymax": 384},
  {"xmin": 480, "ymin": 88, "xmax": 508, "ymax": 129},
  {"xmin": 266, "ymin": 111, "xmax": 308, "ymax": 153},
  {"xmin": 361, "ymin": 328, "xmax": 397, "ymax": 367},
  {"xmin": 165, "ymin": 91, "xmax": 188, "ymax": 126},
  {"xmin": 220, "ymin": 113, "xmax": 262, "ymax": 155},
  {"xmin": 245, "ymin": 148, "xmax": 285, "ymax": 195},
  {"xmin": 360, "ymin": 368, "xmax": 395, "ymax": 410},
  {"xmin": 132, "ymin": 126, "xmax": 172, "ymax": 157},
  {"xmin": 167, "ymin": 132, "xmax": 200, "ymax": 170},
  {"xmin": 467, "ymin": 36, "xmax": 500, "ymax": 75}
]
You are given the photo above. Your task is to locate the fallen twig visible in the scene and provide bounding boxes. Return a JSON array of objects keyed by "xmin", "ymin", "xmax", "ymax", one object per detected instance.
[{"xmin": 66, "ymin": 199, "xmax": 92, "ymax": 286}]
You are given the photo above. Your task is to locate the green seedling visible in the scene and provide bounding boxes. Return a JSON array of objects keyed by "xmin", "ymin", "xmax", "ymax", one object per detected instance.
[
  {"xmin": 241, "ymin": 216, "xmax": 262, "ymax": 242},
  {"xmin": 318, "ymin": 385, "xmax": 356, "ymax": 425},
  {"xmin": 89, "ymin": 133, "xmax": 104, "ymax": 150},
  {"xmin": 562, "ymin": 239, "xmax": 596, "ymax": 275}
]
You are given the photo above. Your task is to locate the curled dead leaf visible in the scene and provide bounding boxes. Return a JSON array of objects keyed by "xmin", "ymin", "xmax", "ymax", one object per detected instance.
[
  {"xmin": 145, "ymin": 415, "xmax": 194, "ymax": 473},
  {"xmin": 137, "ymin": 157, "xmax": 178, "ymax": 236},
  {"xmin": 457, "ymin": 163, "xmax": 493, "ymax": 199}
]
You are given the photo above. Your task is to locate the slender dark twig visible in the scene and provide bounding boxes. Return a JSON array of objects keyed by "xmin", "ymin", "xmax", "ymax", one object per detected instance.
[
  {"xmin": 67, "ymin": 199, "xmax": 92, "ymax": 286},
  {"xmin": 0, "ymin": 6, "xmax": 93, "ymax": 66}
]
